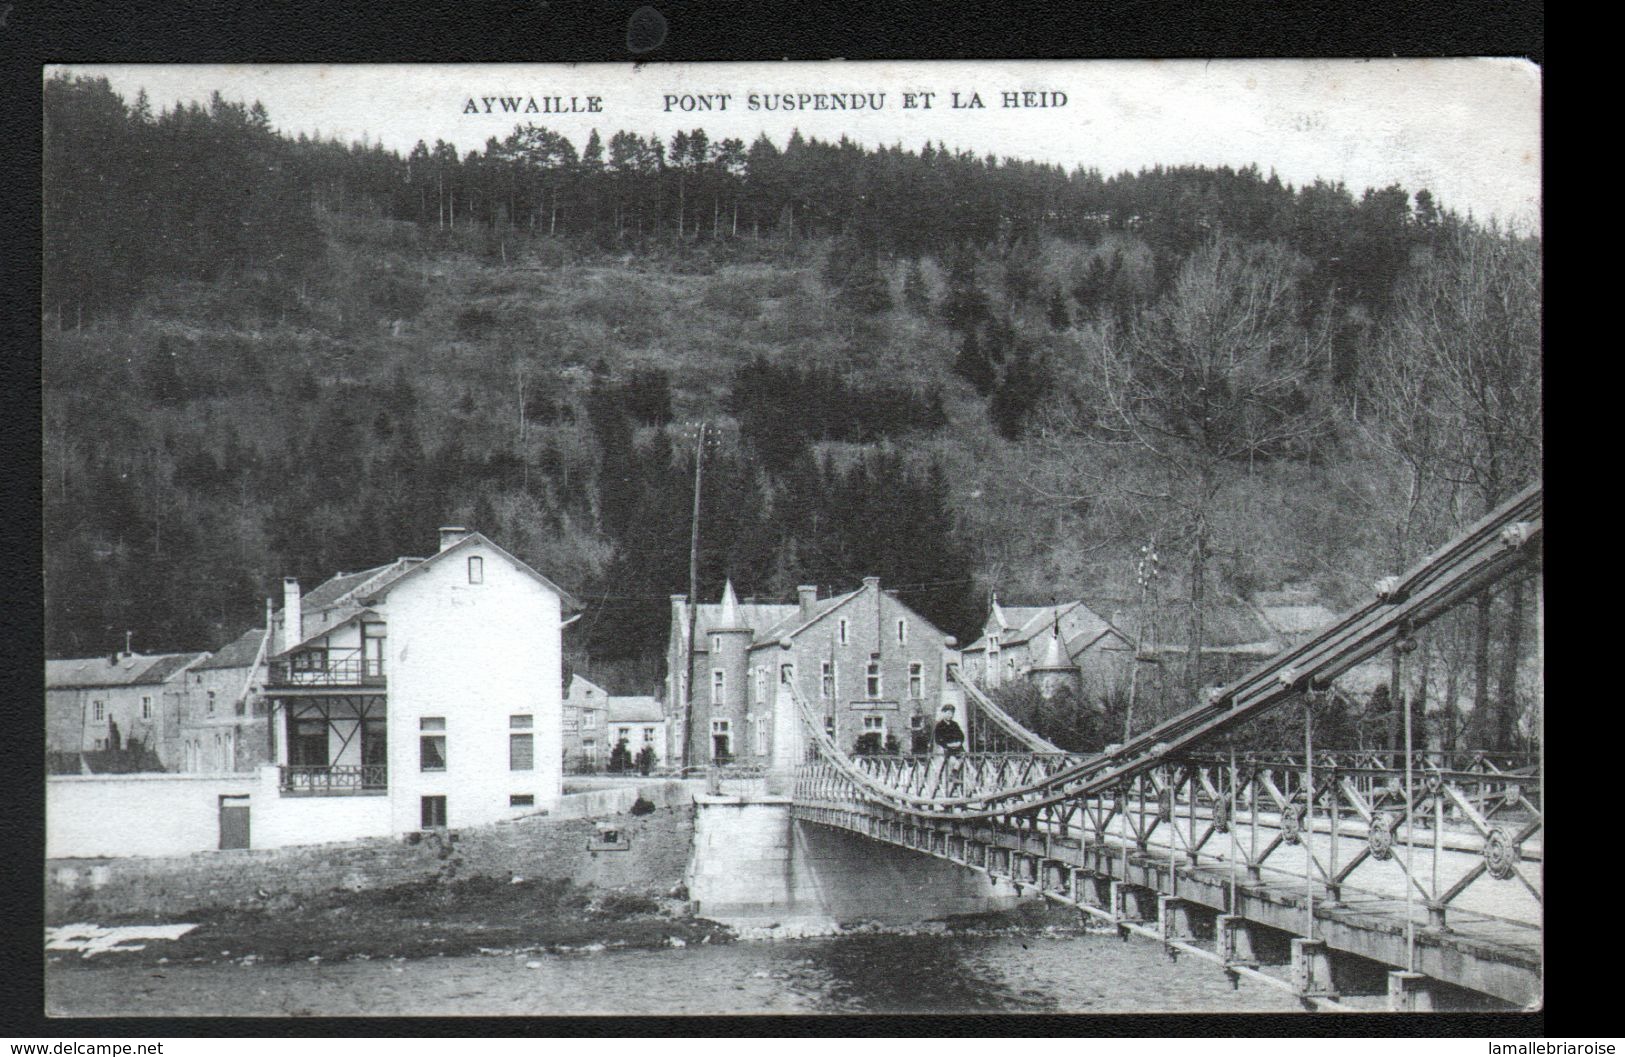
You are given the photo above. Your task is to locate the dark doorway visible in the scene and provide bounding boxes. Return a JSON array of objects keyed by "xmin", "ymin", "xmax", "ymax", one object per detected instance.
[
  {"xmin": 361, "ymin": 718, "xmax": 388, "ymax": 788},
  {"xmin": 218, "ymin": 795, "xmax": 250, "ymax": 850}
]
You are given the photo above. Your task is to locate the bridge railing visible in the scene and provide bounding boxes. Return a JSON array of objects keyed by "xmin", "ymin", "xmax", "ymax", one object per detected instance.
[
  {"xmin": 796, "ymin": 746, "xmax": 1541, "ymax": 931},
  {"xmin": 847, "ymin": 752, "xmax": 1081, "ymax": 801}
]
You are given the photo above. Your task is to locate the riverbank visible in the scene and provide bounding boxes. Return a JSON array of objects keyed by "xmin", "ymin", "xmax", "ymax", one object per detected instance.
[{"xmin": 48, "ymin": 872, "xmax": 730, "ymax": 973}]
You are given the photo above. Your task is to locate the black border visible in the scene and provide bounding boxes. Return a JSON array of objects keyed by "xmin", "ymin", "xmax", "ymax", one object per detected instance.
[{"xmin": 3, "ymin": 0, "xmax": 1547, "ymax": 1040}]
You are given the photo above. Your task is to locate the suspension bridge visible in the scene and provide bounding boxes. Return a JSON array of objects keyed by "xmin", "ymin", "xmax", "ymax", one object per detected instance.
[{"xmin": 774, "ymin": 483, "xmax": 1543, "ymax": 1011}]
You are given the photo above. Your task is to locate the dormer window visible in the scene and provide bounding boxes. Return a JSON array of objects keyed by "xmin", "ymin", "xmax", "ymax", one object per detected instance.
[{"xmin": 467, "ymin": 556, "xmax": 484, "ymax": 584}]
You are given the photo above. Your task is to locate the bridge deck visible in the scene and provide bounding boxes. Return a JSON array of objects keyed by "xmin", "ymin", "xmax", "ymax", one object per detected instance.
[{"xmin": 791, "ymin": 800, "xmax": 1540, "ymax": 1008}]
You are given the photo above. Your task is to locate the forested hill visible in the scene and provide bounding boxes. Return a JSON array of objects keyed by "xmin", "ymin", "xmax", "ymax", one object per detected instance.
[{"xmin": 43, "ymin": 73, "xmax": 1541, "ymax": 714}]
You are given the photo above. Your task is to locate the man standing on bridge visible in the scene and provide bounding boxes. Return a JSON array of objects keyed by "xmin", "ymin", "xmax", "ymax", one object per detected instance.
[{"xmin": 933, "ymin": 704, "xmax": 966, "ymax": 796}]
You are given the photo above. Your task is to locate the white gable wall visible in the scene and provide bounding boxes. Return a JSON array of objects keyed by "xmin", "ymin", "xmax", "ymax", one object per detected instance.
[{"xmin": 383, "ymin": 540, "xmax": 564, "ymax": 833}]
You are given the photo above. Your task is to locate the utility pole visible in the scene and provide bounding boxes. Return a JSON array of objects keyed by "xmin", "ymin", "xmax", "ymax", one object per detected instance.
[
  {"xmin": 681, "ymin": 422, "xmax": 708, "ymax": 771},
  {"xmin": 1126, "ymin": 542, "xmax": 1160, "ymax": 743}
]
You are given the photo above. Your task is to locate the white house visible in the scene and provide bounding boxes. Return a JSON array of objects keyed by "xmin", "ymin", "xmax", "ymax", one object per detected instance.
[
  {"xmin": 265, "ymin": 526, "xmax": 576, "ymax": 837},
  {"xmin": 606, "ymin": 695, "xmax": 667, "ymax": 768}
]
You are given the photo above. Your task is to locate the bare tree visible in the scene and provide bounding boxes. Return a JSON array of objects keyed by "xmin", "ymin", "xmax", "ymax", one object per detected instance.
[
  {"xmin": 1367, "ymin": 224, "xmax": 1541, "ymax": 750},
  {"xmin": 1092, "ymin": 238, "xmax": 1332, "ymax": 702}
]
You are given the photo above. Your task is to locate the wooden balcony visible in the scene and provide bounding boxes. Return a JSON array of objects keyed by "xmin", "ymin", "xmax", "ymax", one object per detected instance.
[
  {"xmin": 279, "ymin": 764, "xmax": 387, "ymax": 796},
  {"xmin": 268, "ymin": 652, "xmax": 386, "ymax": 690}
]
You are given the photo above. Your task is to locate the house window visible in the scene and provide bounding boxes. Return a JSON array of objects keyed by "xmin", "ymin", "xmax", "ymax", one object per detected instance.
[
  {"xmin": 467, "ymin": 555, "xmax": 484, "ymax": 584},
  {"xmin": 866, "ymin": 661, "xmax": 881, "ymax": 699},
  {"xmin": 510, "ymin": 714, "xmax": 534, "ymax": 771},
  {"xmin": 755, "ymin": 666, "xmax": 767, "ymax": 703},
  {"xmin": 362, "ymin": 622, "xmax": 386, "ymax": 676},
  {"xmin": 820, "ymin": 661, "xmax": 834, "ymax": 699},
  {"xmin": 582, "ymin": 738, "xmax": 598, "ymax": 763},
  {"xmin": 710, "ymin": 718, "xmax": 732, "ymax": 761},
  {"xmin": 712, "ymin": 635, "xmax": 722, "ymax": 654},
  {"xmin": 839, "ymin": 619, "xmax": 849, "ymax": 645},
  {"xmin": 139, "ymin": 695, "xmax": 151, "ymax": 720},
  {"xmin": 582, "ymin": 709, "xmax": 597, "ymax": 729},
  {"xmin": 780, "ymin": 663, "xmax": 795, "ymax": 686},
  {"xmin": 421, "ymin": 795, "xmax": 447, "ymax": 829},
  {"xmin": 510, "ymin": 794, "xmax": 534, "ymax": 807},
  {"xmin": 910, "ymin": 714, "xmax": 925, "ymax": 731},
  {"xmin": 420, "ymin": 716, "xmax": 447, "ymax": 771},
  {"xmin": 897, "ymin": 619, "xmax": 907, "ymax": 645},
  {"xmin": 92, "ymin": 700, "xmax": 104, "ymax": 721},
  {"xmin": 642, "ymin": 727, "xmax": 655, "ymax": 743},
  {"xmin": 755, "ymin": 717, "xmax": 768, "ymax": 756},
  {"xmin": 711, "ymin": 669, "xmax": 726, "ymax": 704},
  {"xmin": 909, "ymin": 662, "xmax": 924, "ymax": 699},
  {"xmin": 292, "ymin": 718, "xmax": 329, "ymax": 766},
  {"xmin": 824, "ymin": 716, "xmax": 836, "ymax": 738},
  {"xmin": 206, "ymin": 690, "xmax": 216, "ymax": 715}
]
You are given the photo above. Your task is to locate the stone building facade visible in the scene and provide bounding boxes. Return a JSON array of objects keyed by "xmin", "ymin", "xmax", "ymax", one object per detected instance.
[{"xmin": 668, "ymin": 578, "xmax": 961, "ymax": 765}]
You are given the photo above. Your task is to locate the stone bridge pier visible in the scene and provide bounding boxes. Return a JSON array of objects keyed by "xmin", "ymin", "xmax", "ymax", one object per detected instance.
[{"xmin": 685, "ymin": 794, "xmax": 1027, "ymax": 926}]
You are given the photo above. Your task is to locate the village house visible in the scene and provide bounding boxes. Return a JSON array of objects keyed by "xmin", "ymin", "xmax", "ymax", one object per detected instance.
[
  {"xmin": 960, "ymin": 587, "xmax": 1343, "ymax": 718},
  {"xmin": 667, "ymin": 578, "xmax": 960, "ymax": 765},
  {"xmin": 46, "ymin": 650, "xmax": 208, "ymax": 772},
  {"xmin": 264, "ymin": 526, "xmax": 576, "ymax": 834},
  {"xmin": 562, "ymin": 673, "xmax": 610, "ymax": 772},
  {"xmin": 606, "ymin": 695, "xmax": 667, "ymax": 769},
  {"xmin": 959, "ymin": 598, "xmax": 1135, "ymax": 706},
  {"xmin": 177, "ymin": 623, "xmax": 274, "ymax": 773}
]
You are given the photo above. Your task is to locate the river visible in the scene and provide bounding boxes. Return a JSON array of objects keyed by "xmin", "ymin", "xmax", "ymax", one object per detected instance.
[{"xmin": 48, "ymin": 928, "xmax": 1308, "ymax": 1017}]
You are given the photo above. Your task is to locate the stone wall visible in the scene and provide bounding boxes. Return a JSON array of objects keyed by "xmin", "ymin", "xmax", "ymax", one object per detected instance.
[
  {"xmin": 47, "ymin": 773, "xmax": 264, "ymax": 859},
  {"xmin": 48, "ymin": 783, "xmax": 697, "ymax": 921}
]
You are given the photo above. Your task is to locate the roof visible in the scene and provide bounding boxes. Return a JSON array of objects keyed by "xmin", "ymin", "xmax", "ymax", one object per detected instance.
[
  {"xmin": 606, "ymin": 696, "xmax": 664, "ymax": 723},
  {"xmin": 46, "ymin": 652, "xmax": 206, "ymax": 690},
  {"xmin": 141, "ymin": 652, "xmax": 209, "ymax": 682},
  {"xmin": 692, "ymin": 600, "xmax": 800, "ymax": 643},
  {"xmin": 996, "ymin": 606, "xmax": 1053, "ymax": 640},
  {"xmin": 194, "ymin": 626, "xmax": 268, "ymax": 671},
  {"xmin": 752, "ymin": 590, "xmax": 860, "ymax": 646},
  {"xmin": 966, "ymin": 599, "xmax": 1129, "ymax": 654},
  {"xmin": 302, "ymin": 560, "xmax": 417, "ymax": 610},
  {"xmin": 1031, "ymin": 630, "xmax": 1075, "ymax": 671},
  {"xmin": 566, "ymin": 674, "xmax": 609, "ymax": 703},
  {"xmin": 358, "ymin": 532, "xmax": 579, "ymax": 610},
  {"xmin": 1094, "ymin": 596, "xmax": 1280, "ymax": 652}
]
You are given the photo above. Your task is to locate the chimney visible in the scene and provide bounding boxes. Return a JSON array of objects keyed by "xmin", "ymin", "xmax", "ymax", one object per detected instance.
[
  {"xmin": 438, "ymin": 525, "xmax": 472, "ymax": 552},
  {"xmin": 283, "ymin": 577, "xmax": 302, "ymax": 649},
  {"xmin": 863, "ymin": 576, "xmax": 881, "ymax": 591},
  {"xmin": 798, "ymin": 585, "xmax": 818, "ymax": 618}
]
